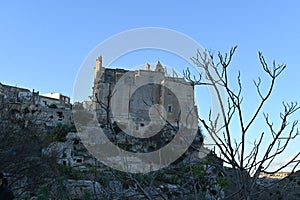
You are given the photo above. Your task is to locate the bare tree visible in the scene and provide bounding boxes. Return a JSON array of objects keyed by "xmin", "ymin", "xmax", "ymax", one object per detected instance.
[
  {"xmin": 184, "ymin": 46, "xmax": 300, "ymax": 199},
  {"xmin": 93, "ymin": 82, "xmax": 115, "ymax": 129}
]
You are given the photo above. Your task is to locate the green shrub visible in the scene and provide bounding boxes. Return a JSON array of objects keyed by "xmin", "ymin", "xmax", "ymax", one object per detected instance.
[{"xmin": 47, "ymin": 123, "xmax": 76, "ymax": 142}]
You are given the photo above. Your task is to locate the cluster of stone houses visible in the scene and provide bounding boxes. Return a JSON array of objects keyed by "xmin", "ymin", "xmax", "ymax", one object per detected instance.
[{"xmin": 0, "ymin": 82, "xmax": 72, "ymax": 126}]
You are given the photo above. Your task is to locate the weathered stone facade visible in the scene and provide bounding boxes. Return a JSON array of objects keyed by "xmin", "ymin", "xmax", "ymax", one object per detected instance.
[{"xmin": 92, "ymin": 56, "xmax": 198, "ymax": 130}]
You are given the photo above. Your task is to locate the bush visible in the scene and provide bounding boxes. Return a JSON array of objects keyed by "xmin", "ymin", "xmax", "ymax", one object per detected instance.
[{"xmin": 47, "ymin": 123, "xmax": 76, "ymax": 142}]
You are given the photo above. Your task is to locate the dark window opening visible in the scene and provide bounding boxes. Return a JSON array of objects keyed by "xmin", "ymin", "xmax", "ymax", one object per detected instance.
[
  {"xmin": 106, "ymin": 75, "xmax": 112, "ymax": 82},
  {"xmin": 62, "ymin": 160, "xmax": 67, "ymax": 166},
  {"xmin": 168, "ymin": 105, "xmax": 172, "ymax": 113}
]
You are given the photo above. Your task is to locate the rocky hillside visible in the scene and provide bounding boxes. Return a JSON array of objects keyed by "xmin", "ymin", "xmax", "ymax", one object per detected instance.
[
  {"xmin": 2, "ymin": 122, "xmax": 298, "ymax": 199},
  {"xmin": 37, "ymin": 130, "xmax": 229, "ymax": 199},
  {"xmin": 255, "ymin": 171, "xmax": 300, "ymax": 199}
]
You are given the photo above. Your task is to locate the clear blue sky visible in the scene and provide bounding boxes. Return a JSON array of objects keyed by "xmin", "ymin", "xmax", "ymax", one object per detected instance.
[{"xmin": 1, "ymin": 1, "xmax": 299, "ymax": 171}]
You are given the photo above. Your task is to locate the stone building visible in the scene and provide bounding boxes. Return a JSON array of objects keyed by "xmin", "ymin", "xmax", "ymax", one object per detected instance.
[
  {"xmin": 92, "ymin": 56, "xmax": 198, "ymax": 131},
  {"xmin": 42, "ymin": 92, "xmax": 71, "ymax": 109}
]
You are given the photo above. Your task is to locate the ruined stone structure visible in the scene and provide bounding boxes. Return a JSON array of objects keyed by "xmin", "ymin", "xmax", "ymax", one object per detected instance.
[{"xmin": 92, "ymin": 56, "xmax": 198, "ymax": 130}]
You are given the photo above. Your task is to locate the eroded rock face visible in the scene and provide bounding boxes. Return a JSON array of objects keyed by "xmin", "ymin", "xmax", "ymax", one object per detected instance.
[
  {"xmin": 38, "ymin": 131, "xmax": 228, "ymax": 200},
  {"xmin": 43, "ymin": 126, "xmax": 203, "ymax": 169},
  {"xmin": 42, "ymin": 132, "xmax": 96, "ymax": 169}
]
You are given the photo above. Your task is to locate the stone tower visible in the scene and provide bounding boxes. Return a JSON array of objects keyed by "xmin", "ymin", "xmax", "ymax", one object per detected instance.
[
  {"xmin": 93, "ymin": 56, "xmax": 104, "ymax": 111},
  {"xmin": 94, "ymin": 56, "xmax": 102, "ymax": 80}
]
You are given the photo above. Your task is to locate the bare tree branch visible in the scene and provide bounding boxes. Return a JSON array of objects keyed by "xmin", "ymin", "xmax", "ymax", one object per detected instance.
[{"xmin": 184, "ymin": 46, "xmax": 300, "ymax": 199}]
